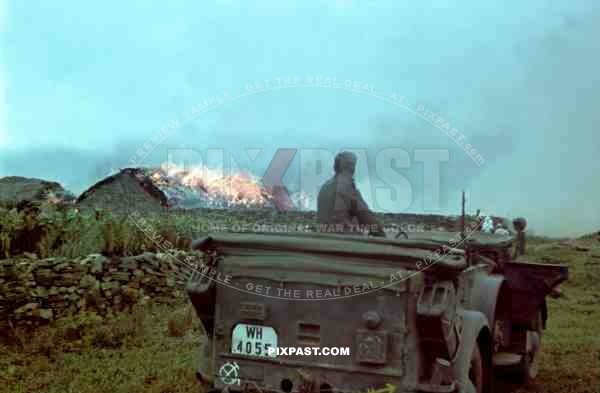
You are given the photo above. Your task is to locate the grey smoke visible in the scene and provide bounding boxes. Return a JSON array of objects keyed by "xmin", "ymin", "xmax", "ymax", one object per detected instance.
[{"xmin": 1, "ymin": 2, "xmax": 598, "ymax": 238}]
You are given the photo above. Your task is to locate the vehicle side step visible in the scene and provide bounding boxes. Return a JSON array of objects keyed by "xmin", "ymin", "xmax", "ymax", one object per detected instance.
[{"xmin": 493, "ymin": 352, "xmax": 523, "ymax": 366}]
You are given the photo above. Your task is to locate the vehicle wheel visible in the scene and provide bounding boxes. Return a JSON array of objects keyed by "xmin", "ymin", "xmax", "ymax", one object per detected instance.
[
  {"xmin": 515, "ymin": 310, "xmax": 543, "ymax": 383},
  {"xmin": 467, "ymin": 344, "xmax": 484, "ymax": 393}
]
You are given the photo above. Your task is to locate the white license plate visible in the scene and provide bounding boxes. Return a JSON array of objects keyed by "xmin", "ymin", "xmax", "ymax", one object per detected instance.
[{"xmin": 231, "ymin": 324, "xmax": 278, "ymax": 358}]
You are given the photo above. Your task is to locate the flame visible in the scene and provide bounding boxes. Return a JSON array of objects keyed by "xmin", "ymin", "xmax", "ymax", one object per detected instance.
[{"xmin": 147, "ymin": 163, "xmax": 313, "ymax": 210}]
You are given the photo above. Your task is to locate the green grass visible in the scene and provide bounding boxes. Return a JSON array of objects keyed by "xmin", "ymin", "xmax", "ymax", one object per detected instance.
[
  {"xmin": 1, "ymin": 235, "xmax": 599, "ymax": 392},
  {"xmin": 0, "ymin": 303, "xmax": 204, "ymax": 393},
  {"xmin": 500, "ymin": 237, "xmax": 600, "ymax": 393}
]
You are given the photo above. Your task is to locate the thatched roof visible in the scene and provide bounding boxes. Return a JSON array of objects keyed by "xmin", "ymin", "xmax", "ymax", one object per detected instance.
[
  {"xmin": 0, "ymin": 176, "xmax": 72, "ymax": 209},
  {"xmin": 76, "ymin": 168, "xmax": 169, "ymax": 213},
  {"xmin": 77, "ymin": 168, "xmax": 167, "ymax": 205},
  {"xmin": 76, "ymin": 166, "xmax": 275, "ymax": 212}
]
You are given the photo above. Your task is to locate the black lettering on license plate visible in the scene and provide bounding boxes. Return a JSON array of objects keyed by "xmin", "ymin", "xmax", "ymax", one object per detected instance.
[
  {"xmin": 245, "ymin": 326, "xmax": 263, "ymax": 339},
  {"xmin": 236, "ymin": 340, "xmax": 272, "ymax": 356}
]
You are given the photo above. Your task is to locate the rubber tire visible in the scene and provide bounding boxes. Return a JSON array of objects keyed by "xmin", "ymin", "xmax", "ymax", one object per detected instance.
[
  {"xmin": 468, "ymin": 344, "xmax": 484, "ymax": 393},
  {"xmin": 515, "ymin": 310, "xmax": 543, "ymax": 383}
]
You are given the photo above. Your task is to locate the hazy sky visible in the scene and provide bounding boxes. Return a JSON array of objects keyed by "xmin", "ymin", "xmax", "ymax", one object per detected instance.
[{"xmin": 1, "ymin": 0, "xmax": 598, "ymax": 237}]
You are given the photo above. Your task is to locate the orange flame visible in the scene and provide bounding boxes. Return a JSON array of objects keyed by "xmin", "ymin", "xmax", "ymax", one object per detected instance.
[{"xmin": 148, "ymin": 163, "xmax": 315, "ymax": 210}]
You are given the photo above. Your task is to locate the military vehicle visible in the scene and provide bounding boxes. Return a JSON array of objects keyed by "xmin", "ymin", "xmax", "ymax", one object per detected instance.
[{"xmin": 186, "ymin": 226, "xmax": 567, "ymax": 393}]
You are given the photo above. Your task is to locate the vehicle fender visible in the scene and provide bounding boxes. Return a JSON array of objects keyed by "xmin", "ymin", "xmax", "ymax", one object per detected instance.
[
  {"xmin": 470, "ymin": 272, "xmax": 511, "ymax": 338},
  {"xmin": 453, "ymin": 309, "xmax": 493, "ymax": 392}
]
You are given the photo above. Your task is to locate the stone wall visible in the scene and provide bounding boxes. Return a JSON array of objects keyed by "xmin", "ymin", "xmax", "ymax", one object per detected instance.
[
  {"xmin": 0, "ymin": 251, "xmax": 203, "ymax": 333},
  {"xmin": 0, "ymin": 211, "xmax": 501, "ymax": 334},
  {"xmin": 173, "ymin": 208, "xmax": 486, "ymax": 233}
]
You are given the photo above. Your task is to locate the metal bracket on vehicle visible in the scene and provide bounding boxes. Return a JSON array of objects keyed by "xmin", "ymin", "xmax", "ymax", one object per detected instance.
[{"xmin": 239, "ymin": 302, "xmax": 267, "ymax": 321}]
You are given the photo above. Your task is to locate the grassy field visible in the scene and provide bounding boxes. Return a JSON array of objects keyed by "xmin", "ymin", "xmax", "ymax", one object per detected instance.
[
  {"xmin": 497, "ymin": 236, "xmax": 600, "ymax": 393},
  {"xmin": 0, "ymin": 235, "xmax": 599, "ymax": 393}
]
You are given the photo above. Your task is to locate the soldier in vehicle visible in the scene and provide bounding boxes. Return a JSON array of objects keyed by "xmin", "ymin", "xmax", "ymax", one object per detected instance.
[{"xmin": 317, "ymin": 151, "xmax": 386, "ymax": 237}]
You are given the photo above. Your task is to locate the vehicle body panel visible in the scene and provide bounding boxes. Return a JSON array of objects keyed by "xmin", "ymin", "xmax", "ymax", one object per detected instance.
[
  {"xmin": 212, "ymin": 283, "xmax": 420, "ymax": 392},
  {"xmin": 187, "ymin": 230, "xmax": 568, "ymax": 393},
  {"xmin": 501, "ymin": 261, "xmax": 568, "ymax": 327}
]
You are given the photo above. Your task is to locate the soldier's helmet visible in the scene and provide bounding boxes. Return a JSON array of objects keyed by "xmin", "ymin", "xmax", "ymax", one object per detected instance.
[{"xmin": 334, "ymin": 151, "xmax": 357, "ymax": 174}]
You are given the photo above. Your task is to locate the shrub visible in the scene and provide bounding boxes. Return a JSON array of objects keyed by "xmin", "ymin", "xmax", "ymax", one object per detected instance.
[
  {"xmin": 0, "ymin": 208, "xmax": 25, "ymax": 258},
  {"xmin": 1, "ymin": 202, "xmax": 287, "ymax": 259}
]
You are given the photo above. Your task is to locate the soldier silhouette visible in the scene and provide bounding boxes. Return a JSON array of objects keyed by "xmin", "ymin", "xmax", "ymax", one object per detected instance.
[{"xmin": 317, "ymin": 151, "xmax": 386, "ymax": 237}]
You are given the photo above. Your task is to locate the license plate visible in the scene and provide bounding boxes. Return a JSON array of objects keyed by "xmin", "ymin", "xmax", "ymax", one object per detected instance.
[{"xmin": 231, "ymin": 324, "xmax": 278, "ymax": 358}]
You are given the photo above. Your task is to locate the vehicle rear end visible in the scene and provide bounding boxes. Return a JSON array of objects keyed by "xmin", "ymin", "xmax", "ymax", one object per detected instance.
[{"xmin": 187, "ymin": 233, "xmax": 465, "ymax": 393}]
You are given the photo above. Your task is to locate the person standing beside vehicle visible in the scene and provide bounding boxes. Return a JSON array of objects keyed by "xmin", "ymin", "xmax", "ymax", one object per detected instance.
[{"xmin": 513, "ymin": 217, "xmax": 527, "ymax": 257}]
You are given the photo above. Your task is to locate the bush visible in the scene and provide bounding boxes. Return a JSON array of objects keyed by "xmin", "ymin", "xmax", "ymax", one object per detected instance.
[
  {"xmin": 0, "ymin": 208, "xmax": 25, "ymax": 258},
  {"xmin": 0, "ymin": 203, "xmax": 208, "ymax": 259}
]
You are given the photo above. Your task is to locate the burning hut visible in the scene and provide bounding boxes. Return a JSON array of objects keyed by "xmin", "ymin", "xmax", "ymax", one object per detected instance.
[{"xmin": 76, "ymin": 165, "xmax": 279, "ymax": 214}]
